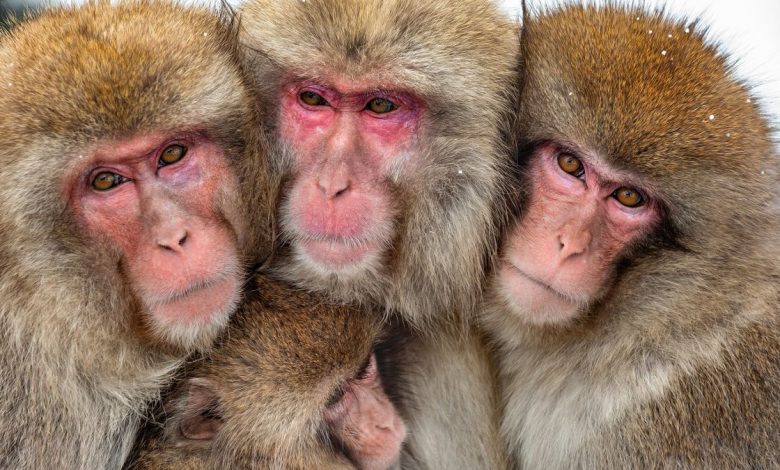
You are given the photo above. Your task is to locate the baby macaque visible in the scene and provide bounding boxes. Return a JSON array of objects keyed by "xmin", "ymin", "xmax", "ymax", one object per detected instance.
[{"xmin": 129, "ymin": 276, "xmax": 406, "ymax": 470}]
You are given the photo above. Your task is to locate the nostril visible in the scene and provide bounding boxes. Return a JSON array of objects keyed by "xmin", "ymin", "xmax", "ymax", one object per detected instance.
[{"xmin": 156, "ymin": 229, "xmax": 188, "ymax": 252}]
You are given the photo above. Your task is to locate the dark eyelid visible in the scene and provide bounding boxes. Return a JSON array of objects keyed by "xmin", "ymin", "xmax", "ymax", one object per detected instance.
[
  {"xmin": 326, "ymin": 384, "xmax": 347, "ymax": 408},
  {"xmin": 356, "ymin": 354, "xmax": 372, "ymax": 380}
]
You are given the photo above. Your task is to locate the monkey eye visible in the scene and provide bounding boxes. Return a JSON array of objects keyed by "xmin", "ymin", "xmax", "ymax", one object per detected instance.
[
  {"xmin": 557, "ymin": 153, "xmax": 585, "ymax": 178},
  {"xmin": 326, "ymin": 385, "xmax": 347, "ymax": 409},
  {"xmin": 91, "ymin": 171, "xmax": 127, "ymax": 191},
  {"xmin": 158, "ymin": 144, "xmax": 187, "ymax": 167},
  {"xmin": 612, "ymin": 187, "xmax": 645, "ymax": 207},
  {"xmin": 300, "ymin": 91, "xmax": 329, "ymax": 107},
  {"xmin": 355, "ymin": 353, "xmax": 378, "ymax": 382},
  {"xmin": 365, "ymin": 98, "xmax": 396, "ymax": 114}
]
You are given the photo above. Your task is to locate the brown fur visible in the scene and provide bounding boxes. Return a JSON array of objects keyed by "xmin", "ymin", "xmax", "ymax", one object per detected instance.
[
  {"xmin": 380, "ymin": 323, "xmax": 507, "ymax": 470},
  {"xmin": 482, "ymin": 4, "xmax": 780, "ymax": 468},
  {"xmin": 128, "ymin": 275, "xmax": 382, "ymax": 469},
  {"xmin": 0, "ymin": 2, "xmax": 270, "ymax": 467},
  {"xmin": 238, "ymin": 2, "xmax": 519, "ymax": 468}
]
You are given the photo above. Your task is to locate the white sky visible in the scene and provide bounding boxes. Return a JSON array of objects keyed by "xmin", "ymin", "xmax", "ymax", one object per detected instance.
[{"xmin": 6, "ymin": 0, "xmax": 780, "ymax": 124}]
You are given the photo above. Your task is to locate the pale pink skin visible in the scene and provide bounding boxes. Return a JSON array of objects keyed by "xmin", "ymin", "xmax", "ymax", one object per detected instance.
[
  {"xmin": 279, "ymin": 77, "xmax": 423, "ymax": 272},
  {"xmin": 499, "ymin": 143, "xmax": 660, "ymax": 325},
  {"xmin": 324, "ymin": 354, "xmax": 406, "ymax": 470},
  {"xmin": 66, "ymin": 133, "xmax": 242, "ymax": 337}
]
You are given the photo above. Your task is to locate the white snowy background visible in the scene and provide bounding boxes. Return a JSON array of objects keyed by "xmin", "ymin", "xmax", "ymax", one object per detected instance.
[{"xmin": 5, "ymin": 0, "xmax": 780, "ymax": 126}]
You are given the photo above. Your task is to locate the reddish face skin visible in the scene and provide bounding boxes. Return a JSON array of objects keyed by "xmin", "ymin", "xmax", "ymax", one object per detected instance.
[
  {"xmin": 499, "ymin": 143, "xmax": 660, "ymax": 325},
  {"xmin": 324, "ymin": 353, "xmax": 406, "ymax": 470},
  {"xmin": 279, "ymin": 78, "xmax": 423, "ymax": 272},
  {"xmin": 66, "ymin": 133, "xmax": 242, "ymax": 345}
]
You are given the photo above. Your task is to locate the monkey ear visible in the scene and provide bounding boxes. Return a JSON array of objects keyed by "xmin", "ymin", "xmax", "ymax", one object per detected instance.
[{"xmin": 179, "ymin": 378, "xmax": 224, "ymax": 441}]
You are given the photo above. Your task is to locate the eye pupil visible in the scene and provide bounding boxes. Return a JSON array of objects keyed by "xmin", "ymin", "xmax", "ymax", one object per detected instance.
[
  {"xmin": 160, "ymin": 144, "xmax": 186, "ymax": 166},
  {"xmin": 367, "ymin": 98, "xmax": 395, "ymax": 114},
  {"xmin": 613, "ymin": 187, "xmax": 644, "ymax": 207},
  {"xmin": 557, "ymin": 153, "xmax": 584, "ymax": 177},
  {"xmin": 300, "ymin": 91, "xmax": 327, "ymax": 106}
]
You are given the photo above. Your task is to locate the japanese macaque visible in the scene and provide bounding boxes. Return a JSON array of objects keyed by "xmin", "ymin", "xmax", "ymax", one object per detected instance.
[
  {"xmin": 482, "ymin": 4, "xmax": 780, "ymax": 468},
  {"xmin": 128, "ymin": 276, "xmax": 406, "ymax": 470},
  {"xmin": 0, "ymin": 2, "xmax": 269, "ymax": 467},
  {"xmin": 238, "ymin": 1, "xmax": 518, "ymax": 468},
  {"xmin": 240, "ymin": 0, "xmax": 518, "ymax": 324}
]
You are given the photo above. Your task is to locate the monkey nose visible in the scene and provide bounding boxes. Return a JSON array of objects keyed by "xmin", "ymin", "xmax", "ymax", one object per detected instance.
[
  {"xmin": 557, "ymin": 229, "xmax": 592, "ymax": 259},
  {"xmin": 316, "ymin": 170, "xmax": 351, "ymax": 200},
  {"xmin": 156, "ymin": 227, "xmax": 189, "ymax": 253}
]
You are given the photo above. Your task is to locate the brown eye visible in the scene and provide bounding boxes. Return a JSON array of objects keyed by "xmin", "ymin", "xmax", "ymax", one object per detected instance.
[
  {"xmin": 159, "ymin": 144, "xmax": 187, "ymax": 166},
  {"xmin": 612, "ymin": 187, "xmax": 644, "ymax": 207},
  {"xmin": 557, "ymin": 153, "xmax": 584, "ymax": 177},
  {"xmin": 91, "ymin": 171, "xmax": 124, "ymax": 191},
  {"xmin": 366, "ymin": 98, "xmax": 396, "ymax": 114},
  {"xmin": 300, "ymin": 91, "xmax": 328, "ymax": 106}
]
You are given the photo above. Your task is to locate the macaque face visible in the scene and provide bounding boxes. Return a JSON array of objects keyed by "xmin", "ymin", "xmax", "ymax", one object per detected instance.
[
  {"xmin": 66, "ymin": 132, "xmax": 242, "ymax": 347},
  {"xmin": 324, "ymin": 353, "xmax": 406, "ymax": 470},
  {"xmin": 278, "ymin": 78, "xmax": 424, "ymax": 275},
  {"xmin": 499, "ymin": 143, "xmax": 660, "ymax": 325}
]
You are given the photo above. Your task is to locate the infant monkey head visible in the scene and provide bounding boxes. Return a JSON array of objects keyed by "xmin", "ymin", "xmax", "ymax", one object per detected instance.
[{"xmin": 131, "ymin": 276, "xmax": 405, "ymax": 470}]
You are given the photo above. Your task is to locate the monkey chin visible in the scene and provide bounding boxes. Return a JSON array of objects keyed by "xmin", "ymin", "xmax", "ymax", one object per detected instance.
[
  {"xmin": 143, "ymin": 275, "xmax": 242, "ymax": 352},
  {"xmin": 288, "ymin": 239, "xmax": 388, "ymax": 284},
  {"xmin": 298, "ymin": 238, "xmax": 381, "ymax": 270},
  {"xmin": 280, "ymin": 188, "xmax": 397, "ymax": 277},
  {"xmin": 498, "ymin": 263, "xmax": 587, "ymax": 327}
]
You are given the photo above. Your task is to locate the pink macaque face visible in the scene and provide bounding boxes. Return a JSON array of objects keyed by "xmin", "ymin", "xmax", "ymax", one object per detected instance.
[
  {"xmin": 324, "ymin": 353, "xmax": 406, "ymax": 470},
  {"xmin": 66, "ymin": 133, "xmax": 242, "ymax": 348},
  {"xmin": 278, "ymin": 78, "xmax": 423, "ymax": 273},
  {"xmin": 499, "ymin": 143, "xmax": 660, "ymax": 325}
]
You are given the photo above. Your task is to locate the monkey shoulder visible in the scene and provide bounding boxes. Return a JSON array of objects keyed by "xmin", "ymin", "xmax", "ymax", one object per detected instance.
[
  {"xmin": 603, "ymin": 316, "xmax": 780, "ymax": 467},
  {"xmin": 500, "ymin": 302, "xmax": 780, "ymax": 467}
]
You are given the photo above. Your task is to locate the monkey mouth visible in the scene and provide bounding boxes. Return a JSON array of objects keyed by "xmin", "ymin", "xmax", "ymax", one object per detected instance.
[
  {"xmin": 144, "ymin": 269, "xmax": 241, "ymax": 325},
  {"xmin": 505, "ymin": 262, "xmax": 562, "ymax": 296},
  {"xmin": 499, "ymin": 261, "xmax": 592, "ymax": 326},
  {"xmin": 161, "ymin": 272, "xmax": 236, "ymax": 304},
  {"xmin": 501, "ymin": 261, "xmax": 586, "ymax": 307}
]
